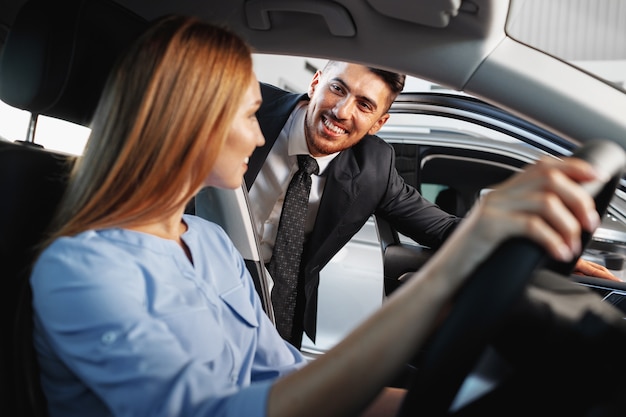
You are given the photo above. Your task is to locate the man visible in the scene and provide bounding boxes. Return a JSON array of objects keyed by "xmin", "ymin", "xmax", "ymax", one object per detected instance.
[{"xmin": 240, "ymin": 61, "xmax": 616, "ymax": 348}]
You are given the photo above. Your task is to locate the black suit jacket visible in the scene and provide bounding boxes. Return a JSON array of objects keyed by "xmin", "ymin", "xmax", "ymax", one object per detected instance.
[{"xmin": 245, "ymin": 83, "xmax": 460, "ymax": 341}]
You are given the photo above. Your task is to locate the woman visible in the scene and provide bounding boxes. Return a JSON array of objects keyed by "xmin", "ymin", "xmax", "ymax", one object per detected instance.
[{"xmin": 30, "ymin": 15, "xmax": 603, "ymax": 417}]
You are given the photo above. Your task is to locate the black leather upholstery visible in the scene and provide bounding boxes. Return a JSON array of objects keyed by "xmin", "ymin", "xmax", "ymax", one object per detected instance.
[
  {"xmin": 0, "ymin": 142, "xmax": 73, "ymax": 416},
  {"xmin": 391, "ymin": 142, "xmax": 419, "ymax": 188},
  {"xmin": 0, "ymin": 0, "xmax": 147, "ymax": 124},
  {"xmin": 435, "ymin": 187, "xmax": 466, "ymax": 217}
]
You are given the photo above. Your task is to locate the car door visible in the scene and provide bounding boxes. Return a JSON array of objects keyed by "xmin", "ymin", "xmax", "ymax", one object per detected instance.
[{"xmin": 194, "ymin": 185, "xmax": 275, "ymax": 322}]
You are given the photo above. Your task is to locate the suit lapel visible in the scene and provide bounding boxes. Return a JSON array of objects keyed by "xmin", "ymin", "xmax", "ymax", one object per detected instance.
[{"xmin": 305, "ymin": 149, "xmax": 361, "ymax": 269}]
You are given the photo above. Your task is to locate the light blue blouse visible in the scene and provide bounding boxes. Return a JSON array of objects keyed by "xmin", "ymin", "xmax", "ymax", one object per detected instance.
[{"xmin": 30, "ymin": 215, "xmax": 306, "ymax": 417}]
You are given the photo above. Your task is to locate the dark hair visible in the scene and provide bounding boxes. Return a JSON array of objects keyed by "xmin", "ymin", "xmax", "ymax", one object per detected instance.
[{"xmin": 367, "ymin": 67, "xmax": 406, "ymax": 96}]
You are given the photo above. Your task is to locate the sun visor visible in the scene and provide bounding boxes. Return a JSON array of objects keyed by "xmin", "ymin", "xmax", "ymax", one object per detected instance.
[
  {"xmin": 0, "ymin": 0, "xmax": 147, "ymax": 126},
  {"xmin": 366, "ymin": 0, "xmax": 466, "ymax": 28}
]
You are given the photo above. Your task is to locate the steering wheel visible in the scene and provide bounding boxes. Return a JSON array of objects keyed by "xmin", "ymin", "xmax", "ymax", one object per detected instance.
[{"xmin": 397, "ymin": 140, "xmax": 626, "ymax": 416}]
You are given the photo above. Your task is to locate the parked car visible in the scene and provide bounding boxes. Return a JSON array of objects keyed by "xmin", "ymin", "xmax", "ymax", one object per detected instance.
[{"xmin": 2, "ymin": 0, "xmax": 626, "ymax": 415}]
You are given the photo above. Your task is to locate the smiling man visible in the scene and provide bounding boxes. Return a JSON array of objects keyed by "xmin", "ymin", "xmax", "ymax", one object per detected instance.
[
  {"xmin": 238, "ymin": 60, "xmax": 616, "ymax": 348},
  {"xmin": 241, "ymin": 61, "xmax": 455, "ymax": 348},
  {"xmin": 303, "ymin": 62, "xmax": 393, "ymax": 156}
]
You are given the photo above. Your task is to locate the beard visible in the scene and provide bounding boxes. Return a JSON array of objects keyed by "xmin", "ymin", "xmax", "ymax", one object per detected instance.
[{"xmin": 304, "ymin": 112, "xmax": 356, "ymax": 156}]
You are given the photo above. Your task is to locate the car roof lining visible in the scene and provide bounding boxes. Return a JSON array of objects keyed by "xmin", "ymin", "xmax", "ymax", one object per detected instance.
[
  {"xmin": 465, "ymin": 37, "xmax": 626, "ymax": 148},
  {"xmin": 112, "ymin": 0, "xmax": 508, "ymax": 90}
]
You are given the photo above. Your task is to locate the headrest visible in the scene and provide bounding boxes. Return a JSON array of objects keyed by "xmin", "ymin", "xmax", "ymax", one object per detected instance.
[{"xmin": 0, "ymin": 0, "xmax": 148, "ymax": 126}]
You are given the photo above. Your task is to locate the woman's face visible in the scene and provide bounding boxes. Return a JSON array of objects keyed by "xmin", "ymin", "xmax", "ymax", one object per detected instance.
[{"xmin": 204, "ymin": 73, "xmax": 264, "ymax": 189}]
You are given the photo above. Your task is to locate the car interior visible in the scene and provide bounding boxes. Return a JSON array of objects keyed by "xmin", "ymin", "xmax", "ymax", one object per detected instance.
[
  {"xmin": 380, "ymin": 139, "xmax": 626, "ymax": 303},
  {"xmin": 0, "ymin": 1, "xmax": 149, "ymax": 414},
  {"xmin": 2, "ymin": 0, "xmax": 626, "ymax": 415}
]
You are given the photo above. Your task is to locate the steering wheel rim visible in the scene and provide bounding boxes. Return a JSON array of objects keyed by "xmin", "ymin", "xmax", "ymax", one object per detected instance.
[{"xmin": 397, "ymin": 140, "xmax": 626, "ymax": 416}]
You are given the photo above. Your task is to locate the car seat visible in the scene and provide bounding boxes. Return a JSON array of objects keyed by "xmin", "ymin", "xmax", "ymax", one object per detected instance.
[
  {"xmin": 434, "ymin": 187, "xmax": 466, "ymax": 217},
  {"xmin": 0, "ymin": 0, "xmax": 147, "ymax": 415},
  {"xmin": 0, "ymin": 143, "xmax": 74, "ymax": 417},
  {"xmin": 391, "ymin": 142, "xmax": 420, "ymax": 188}
]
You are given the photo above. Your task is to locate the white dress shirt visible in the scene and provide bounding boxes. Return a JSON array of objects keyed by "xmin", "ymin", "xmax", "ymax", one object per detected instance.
[{"xmin": 249, "ymin": 102, "xmax": 338, "ymax": 263}]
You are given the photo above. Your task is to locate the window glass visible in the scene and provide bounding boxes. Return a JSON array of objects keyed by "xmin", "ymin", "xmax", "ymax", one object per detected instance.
[
  {"xmin": 0, "ymin": 100, "xmax": 89, "ymax": 155},
  {"xmin": 421, "ymin": 183, "xmax": 447, "ymax": 203},
  {"xmin": 34, "ymin": 115, "xmax": 90, "ymax": 155},
  {"xmin": 0, "ymin": 99, "xmax": 30, "ymax": 142}
]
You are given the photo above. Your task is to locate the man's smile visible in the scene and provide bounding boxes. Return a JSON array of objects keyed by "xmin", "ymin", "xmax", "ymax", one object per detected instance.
[{"xmin": 322, "ymin": 115, "xmax": 347, "ymax": 136}]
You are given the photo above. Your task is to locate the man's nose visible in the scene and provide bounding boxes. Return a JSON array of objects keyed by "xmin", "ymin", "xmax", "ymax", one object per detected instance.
[{"xmin": 333, "ymin": 97, "xmax": 355, "ymax": 120}]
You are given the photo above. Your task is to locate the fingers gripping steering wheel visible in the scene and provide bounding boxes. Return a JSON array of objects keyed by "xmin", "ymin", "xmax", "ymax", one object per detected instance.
[{"xmin": 397, "ymin": 140, "xmax": 626, "ymax": 416}]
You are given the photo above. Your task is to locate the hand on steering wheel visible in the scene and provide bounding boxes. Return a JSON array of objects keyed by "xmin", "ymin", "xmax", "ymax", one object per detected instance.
[{"xmin": 397, "ymin": 140, "xmax": 626, "ymax": 416}]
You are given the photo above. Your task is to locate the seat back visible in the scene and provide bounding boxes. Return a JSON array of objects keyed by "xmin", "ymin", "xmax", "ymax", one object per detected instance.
[
  {"xmin": 0, "ymin": 0, "xmax": 147, "ymax": 414},
  {"xmin": 390, "ymin": 142, "xmax": 419, "ymax": 188},
  {"xmin": 0, "ymin": 143, "xmax": 74, "ymax": 416},
  {"xmin": 434, "ymin": 187, "xmax": 466, "ymax": 217},
  {"xmin": 0, "ymin": 0, "xmax": 148, "ymax": 124}
]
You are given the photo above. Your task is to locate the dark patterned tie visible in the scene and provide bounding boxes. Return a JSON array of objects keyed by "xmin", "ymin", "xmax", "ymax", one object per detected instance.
[{"xmin": 268, "ymin": 154, "xmax": 319, "ymax": 343}]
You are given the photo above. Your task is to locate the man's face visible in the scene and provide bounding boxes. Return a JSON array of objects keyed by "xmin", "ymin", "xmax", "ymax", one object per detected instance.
[{"xmin": 304, "ymin": 62, "xmax": 392, "ymax": 157}]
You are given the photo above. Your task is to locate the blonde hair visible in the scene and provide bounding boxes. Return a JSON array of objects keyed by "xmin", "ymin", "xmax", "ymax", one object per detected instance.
[{"xmin": 50, "ymin": 16, "xmax": 253, "ymax": 238}]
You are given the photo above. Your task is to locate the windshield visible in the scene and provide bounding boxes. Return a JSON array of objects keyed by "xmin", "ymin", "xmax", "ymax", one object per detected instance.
[{"xmin": 507, "ymin": 0, "xmax": 626, "ymax": 92}]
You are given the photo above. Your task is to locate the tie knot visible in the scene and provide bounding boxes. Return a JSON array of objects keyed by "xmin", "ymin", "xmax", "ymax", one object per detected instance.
[{"xmin": 297, "ymin": 155, "xmax": 319, "ymax": 176}]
